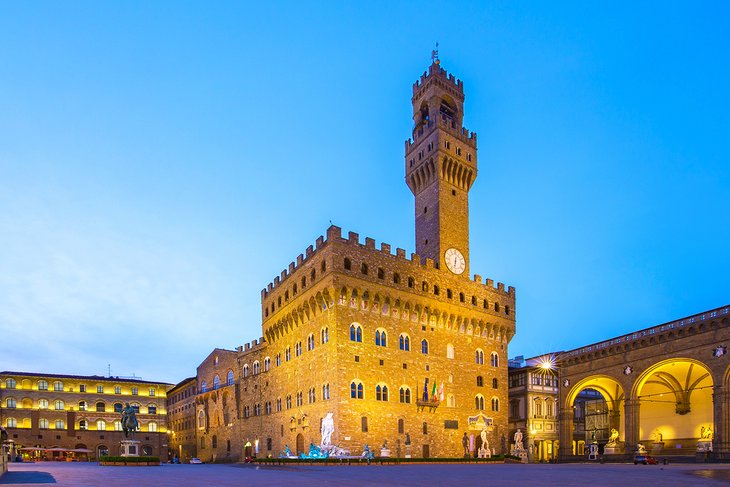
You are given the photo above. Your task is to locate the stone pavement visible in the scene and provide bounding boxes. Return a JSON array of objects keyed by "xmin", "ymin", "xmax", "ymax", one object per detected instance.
[{"xmin": 3, "ymin": 461, "xmax": 730, "ymax": 486}]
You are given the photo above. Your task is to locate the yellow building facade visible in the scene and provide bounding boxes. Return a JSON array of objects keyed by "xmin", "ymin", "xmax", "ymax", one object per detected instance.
[
  {"xmin": 192, "ymin": 60, "xmax": 517, "ymax": 462},
  {"xmin": 0, "ymin": 371, "xmax": 172, "ymax": 460}
]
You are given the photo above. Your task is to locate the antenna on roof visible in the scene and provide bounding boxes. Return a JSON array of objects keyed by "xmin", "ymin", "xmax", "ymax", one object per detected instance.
[{"xmin": 108, "ymin": 364, "xmax": 111, "ymax": 377}]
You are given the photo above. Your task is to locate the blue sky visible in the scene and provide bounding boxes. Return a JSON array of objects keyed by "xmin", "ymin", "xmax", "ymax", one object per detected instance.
[{"xmin": 1, "ymin": 2, "xmax": 728, "ymax": 383}]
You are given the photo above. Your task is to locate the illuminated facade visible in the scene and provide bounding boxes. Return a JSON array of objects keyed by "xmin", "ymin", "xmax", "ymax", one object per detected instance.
[
  {"xmin": 557, "ymin": 305, "xmax": 730, "ymax": 461},
  {"xmin": 507, "ymin": 356, "xmax": 559, "ymax": 462},
  {"xmin": 166, "ymin": 376, "xmax": 197, "ymax": 462},
  {"xmin": 190, "ymin": 60, "xmax": 517, "ymax": 462},
  {"xmin": 0, "ymin": 371, "xmax": 172, "ymax": 460}
]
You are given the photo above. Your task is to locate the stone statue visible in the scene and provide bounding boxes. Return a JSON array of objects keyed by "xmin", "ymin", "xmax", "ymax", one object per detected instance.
[
  {"xmin": 381, "ymin": 439, "xmax": 388, "ymax": 450},
  {"xmin": 462, "ymin": 432, "xmax": 469, "ymax": 456},
  {"xmin": 405, "ymin": 432, "xmax": 411, "ymax": 445},
  {"xmin": 321, "ymin": 412, "xmax": 335, "ymax": 446},
  {"xmin": 281, "ymin": 445, "xmax": 293, "ymax": 458},
  {"xmin": 120, "ymin": 402, "xmax": 138, "ymax": 438},
  {"xmin": 701, "ymin": 426, "xmax": 713, "ymax": 439},
  {"xmin": 481, "ymin": 429, "xmax": 489, "ymax": 450},
  {"xmin": 361, "ymin": 444, "xmax": 374, "ymax": 460},
  {"xmin": 513, "ymin": 429, "xmax": 524, "ymax": 451},
  {"xmin": 652, "ymin": 429, "xmax": 663, "ymax": 442},
  {"xmin": 606, "ymin": 428, "xmax": 620, "ymax": 447}
]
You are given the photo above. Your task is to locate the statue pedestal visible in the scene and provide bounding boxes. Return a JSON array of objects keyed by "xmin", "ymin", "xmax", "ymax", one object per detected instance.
[
  {"xmin": 379, "ymin": 448, "xmax": 391, "ymax": 458},
  {"xmin": 120, "ymin": 440, "xmax": 140, "ymax": 457},
  {"xmin": 477, "ymin": 446, "xmax": 491, "ymax": 459},
  {"xmin": 603, "ymin": 444, "xmax": 621, "ymax": 455},
  {"xmin": 511, "ymin": 448, "xmax": 527, "ymax": 463},
  {"xmin": 651, "ymin": 442, "xmax": 664, "ymax": 454},
  {"xmin": 404, "ymin": 445, "xmax": 412, "ymax": 458}
]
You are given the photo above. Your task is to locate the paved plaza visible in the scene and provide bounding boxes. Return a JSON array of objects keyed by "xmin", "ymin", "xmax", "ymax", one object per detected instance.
[{"xmin": 2, "ymin": 462, "xmax": 730, "ymax": 487}]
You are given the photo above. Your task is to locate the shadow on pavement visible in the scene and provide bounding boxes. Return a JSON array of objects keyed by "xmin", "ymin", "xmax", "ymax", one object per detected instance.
[{"xmin": 0, "ymin": 471, "xmax": 57, "ymax": 484}]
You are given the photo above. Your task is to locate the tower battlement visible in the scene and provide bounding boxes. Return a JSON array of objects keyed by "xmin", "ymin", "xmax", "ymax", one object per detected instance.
[
  {"xmin": 405, "ymin": 116, "xmax": 477, "ymax": 153},
  {"xmin": 413, "ymin": 62, "xmax": 464, "ymax": 95}
]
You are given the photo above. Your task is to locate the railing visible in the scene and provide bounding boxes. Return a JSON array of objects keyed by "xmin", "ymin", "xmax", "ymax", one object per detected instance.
[{"xmin": 563, "ymin": 306, "xmax": 729, "ymax": 357}]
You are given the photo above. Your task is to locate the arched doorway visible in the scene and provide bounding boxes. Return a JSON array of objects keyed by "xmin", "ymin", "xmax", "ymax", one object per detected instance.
[
  {"xmin": 295, "ymin": 433, "xmax": 304, "ymax": 455},
  {"xmin": 97, "ymin": 445, "xmax": 108, "ymax": 459},
  {"xmin": 243, "ymin": 441, "xmax": 253, "ymax": 459},
  {"xmin": 564, "ymin": 376, "xmax": 625, "ymax": 457},
  {"xmin": 632, "ymin": 358, "xmax": 714, "ymax": 456}
]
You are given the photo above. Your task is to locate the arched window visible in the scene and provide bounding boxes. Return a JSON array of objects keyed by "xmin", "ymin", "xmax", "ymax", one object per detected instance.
[
  {"xmin": 446, "ymin": 344, "xmax": 455, "ymax": 359},
  {"xmin": 5, "ymin": 398, "xmax": 16, "ymax": 408},
  {"xmin": 344, "ymin": 258, "xmax": 351, "ymax": 270},
  {"xmin": 53, "ymin": 380, "xmax": 63, "ymax": 391},
  {"xmin": 421, "ymin": 339, "xmax": 429, "ymax": 354},
  {"xmin": 263, "ymin": 358, "xmax": 270, "ymax": 372},
  {"xmin": 546, "ymin": 399, "xmax": 554, "ymax": 417},
  {"xmin": 307, "ymin": 333, "xmax": 315, "ymax": 351},
  {"xmin": 285, "ymin": 347, "xmax": 291, "ymax": 361},
  {"xmin": 253, "ymin": 361, "xmax": 261, "ymax": 375},
  {"xmin": 201, "ymin": 380, "xmax": 207, "ymax": 393},
  {"xmin": 475, "ymin": 394, "xmax": 485, "ymax": 411},
  {"xmin": 38, "ymin": 380, "xmax": 48, "ymax": 391},
  {"xmin": 5, "ymin": 378, "xmax": 16, "ymax": 389},
  {"xmin": 475, "ymin": 349, "xmax": 484, "ymax": 365},
  {"xmin": 350, "ymin": 381, "xmax": 363, "ymax": 399},
  {"xmin": 227, "ymin": 370, "xmax": 235, "ymax": 385},
  {"xmin": 198, "ymin": 411, "xmax": 205, "ymax": 429},
  {"xmin": 113, "ymin": 403, "xmax": 123, "ymax": 413},
  {"xmin": 393, "ymin": 273, "xmax": 401, "ymax": 284},
  {"xmin": 490, "ymin": 352, "xmax": 499, "ymax": 367},
  {"xmin": 286, "ymin": 395, "xmax": 292, "ymax": 409},
  {"xmin": 295, "ymin": 342, "xmax": 302, "ymax": 356},
  {"xmin": 350, "ymin": 323, "xmax": 362, "ymax": 342},
  {"xmin": 78, "ymin": 420, "xmax": 87, "ymax": 430},
  {"xmin": 321, "ymin": 327, "xmax": 329, "ymax": 344},
  {"xmin": 131, "ymin": 403, "xmax": 140, "ymax": 414},
  {"xmin": 243, "ymin": 364, "xmax": 250, "ymax": 378},
  {"xmin": 375, "ymin": 329, "xmax": 387, "ymax": 347},
  {"xmin": 399, "ymin": 387, "xmax": 411, "ymax": 404},
  {"xmin": 447, "ymin": 394, "xmax": 456, "ymax": 408},
  {"xmin": 276, "ymin": 353, "xmax": 281, "ymax": 367},
  {"xmin": 38, "ymin": 418, "xmax": 49, "ymax": 429},
  {"xmin": 376, "ymin": 384, "xmax": 388, "ymax": 401},
  {"xmin": 492, "ymin": 378, "xmax": 498, "ymax": 389},
  {"xmin": 38, "ymin": 399, "xmax": 48, "ymax": 409},
  {"xmin": 399, "ymin": 334, "xmax": 410, "ymax": 351},
  {"xmin": 476, "ymin": 376, "xmax": 483, "ymax": 387},
  {"xmin": 534, "ymin": 398, "xmax": 543, "ymax": 417},
  {"xmin": 322, "ymin": 383, "xmax": 330, "ymax": 400},
  {"xmin": 491, "ymin": 397, "xmax": 500, "ymax": 412},
  {"xmin": 212, "ymin": 435, "xmax": 218, "ymax": 448},
  {"xmin": 78, "ymin": 400, "xmax": 87, "ymax": 411},
  {"xmin": 147, "ymin": 404, "xmax": 157, "ymax": 414},
  {"xmin": 114, "ymin": 421, "xmax": 122, "ymax": 431},
  {"xmin": 96, "ymin": 420, "xmax": 106, "ymax": 431},
  {"xmin": 95, "ymin": 401, "xmax": 104, "ymax": 412},
  {"xmin": 6, "ymin": 417, "xmax": 17, "ymax": 428},
  {"xmin": 361, "ymin": 263, "xmax": 368, "ymax": 275},
  {"xmin": 213, "ymin": 375, "xmax": 220, "ymax": 390},
  {"xmin": 55, "ymin": 419, "xmax": 65, "ymax": 429},
  {"xmin": 148, "ymin": 422, "xmax": 158, "ymax": 432}
]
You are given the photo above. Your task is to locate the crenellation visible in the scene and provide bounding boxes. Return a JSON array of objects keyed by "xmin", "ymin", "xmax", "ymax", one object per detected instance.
[
  {"xmin": 288, "ymin": 262, "xmax": 295, "ymax": 273},
  {"xmin": 305, "ymin": 245, "xmax": 314, "ymax": 257},
  {"xmin": 326, "ymin": 225, "xmax": 342, "ymax": 240},
  {"xmin": 380, "ymin": 242, "xmax": 391, "ymax": 253},
  {"xmin": 474, "ymin": 274, "xmax": 482, "ymax": 283},
  {"xmin": 497, "ymin": 282, "xmax": 505, "ymax": 292},
  {"xmin": 425, "ymin": 257, "xmax": 435, "ymax": 268},
  {"xmin": 274, "ymin": 276, "xmax": 280, "ymax": 286},
  {"xmin": 348, "ymin": 231, "xmax": 359, "ymax": 244},
  {"xmin": 296, "ymin": 254, "xmax": 303, "ymax": 266},
  {"xmin": 365, "ymin": 237, "xmax": 375, "ymax": 249},
  {"xmin": 396, "ymin": 248, "xmax": 406, "ymax": 258},
  {"xmin": 315, "ymin": 235, "xmax": 324, "ymax": 248}
]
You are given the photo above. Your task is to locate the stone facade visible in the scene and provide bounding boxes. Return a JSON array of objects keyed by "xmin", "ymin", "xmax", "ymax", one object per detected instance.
[
  {"xmin": 507, "ymin": 357, "xmax": 559, "ymax": 461},
  {"xmin": 166, "ymin": 376, "xmax": 197, "ymax": 462},
  {"xmin": 556, "ymin": 305, "xmax": 730, "ymax": 461},
  {"xmin": 184, "ymin": 60, "xmax": 517, "ymax": 462},
  {"xmin": 0, "ymin": 371, "xmax": 172, "ymax": 461}
]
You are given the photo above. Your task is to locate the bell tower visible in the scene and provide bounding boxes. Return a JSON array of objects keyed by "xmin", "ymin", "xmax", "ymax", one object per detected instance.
[{"xmin": 405, "ymin": 58, "xmax": 477, "ymax": 277}]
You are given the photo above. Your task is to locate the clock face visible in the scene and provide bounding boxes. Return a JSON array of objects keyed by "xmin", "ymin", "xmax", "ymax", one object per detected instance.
[{"xmin": 444, "ymin": 248, "xmax": 466, "ymax": 275}]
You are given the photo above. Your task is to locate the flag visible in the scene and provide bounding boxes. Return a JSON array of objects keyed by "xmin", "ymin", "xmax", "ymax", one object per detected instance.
[
  {"xmin": 423, "ymin": 378, "xmax": 429, "ymax": 401},
  {"xmin": 432, "ymin": 380, "xmax": 437, "ymax": 402},
  {"xmin": 439, "ymin": 382, "xmax": 444, "ymax": 402}
]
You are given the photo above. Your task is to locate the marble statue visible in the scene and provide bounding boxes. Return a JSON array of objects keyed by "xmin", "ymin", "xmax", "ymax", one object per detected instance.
[
  {"xmin": 321, "ymin": 412, "xmax": 334, "ymax": 446},
  {"xmin": 606, "ymin": 428, "xmax": 620, "ymax": 447},
  {"xmin": 513, "ymin": 429, "xmax": 524, "ymax": 450},
  {"xmin": 361, "ymin": 444, "xmax": 374, "ymax": 460},
  {"xmin": 701, "ymin": 426, "xmax": 713, "ymax": 440}
]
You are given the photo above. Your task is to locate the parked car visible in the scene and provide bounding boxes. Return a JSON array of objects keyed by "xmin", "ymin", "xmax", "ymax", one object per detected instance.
[
  {"xmin": 189, "ymin": 458, "xmax": 203, "ymax": 464},
  {"xmin": 634, "ymin": 454, "xmax": 657, "ymax": 465}
]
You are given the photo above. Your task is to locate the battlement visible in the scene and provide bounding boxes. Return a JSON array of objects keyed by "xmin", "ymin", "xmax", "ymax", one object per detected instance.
[
  {"xmin": 406, "ymin": 115, "xmax": 477, "ymax": 152},
  {"xmin": 236, "ymin": 336, "xmax": 267, "ymax": 355},
  {"xmin": 413, "ymin": 62, "xmax": 464, "ymax": 95},
  {"xmin": 262, "ymin": 225, "xmax": 514, "ymax": 300}
]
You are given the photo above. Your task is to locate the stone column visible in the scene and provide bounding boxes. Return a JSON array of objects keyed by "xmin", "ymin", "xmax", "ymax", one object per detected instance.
[
  {"xmin": 623, "ymin": 399, "xmax": 640, "ymax": 454},
  {"xmin": 712, "ymin": 385, "xmax": 728, "ymax": 458},
  {"xmin": 558, "ymin": 407, "xmax": 573, "ymax": 460}
]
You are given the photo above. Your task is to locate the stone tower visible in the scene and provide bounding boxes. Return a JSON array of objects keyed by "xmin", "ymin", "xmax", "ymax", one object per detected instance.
[{"xmin": 405, "ymin": 60, "xmax": 477, "ymax": 277}]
